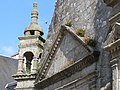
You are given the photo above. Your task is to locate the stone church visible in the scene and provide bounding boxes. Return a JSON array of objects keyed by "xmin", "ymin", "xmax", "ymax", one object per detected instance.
[{"xmin": 5, "ymin": 0, "xmax": 120, "ymax": 90}]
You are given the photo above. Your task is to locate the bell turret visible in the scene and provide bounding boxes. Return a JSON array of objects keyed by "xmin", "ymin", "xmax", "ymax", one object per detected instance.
[{"xmin": 13, "ymin": 2, "xmax": 45, "ymax": 89}]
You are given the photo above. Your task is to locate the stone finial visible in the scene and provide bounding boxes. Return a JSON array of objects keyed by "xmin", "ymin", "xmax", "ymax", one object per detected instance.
[
  {"xmin": 31, "ymin": 2, "xmax": 38, "ymax": 24},
  {"xmin": 33, "ymin": 2, "xmax": 37, "ymax": 9}
]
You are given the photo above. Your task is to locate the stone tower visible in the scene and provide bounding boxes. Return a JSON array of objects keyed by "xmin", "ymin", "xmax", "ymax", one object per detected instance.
[{"xmin": 13, "ymin": 2, "xmax": 45, "ymax": 89}]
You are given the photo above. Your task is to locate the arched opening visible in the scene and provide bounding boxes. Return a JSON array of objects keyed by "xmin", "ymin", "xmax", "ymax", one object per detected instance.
[
  {"xmin": 39, "ymin": 53, "xmax": 42, "ymax": 59},
  {"xmin": 30, "ymin": 30, "xmax": 35, "ymax": 35},
  {"xmin": 23, "ymin": 52, "xmax": 34, "ymax": 73}
]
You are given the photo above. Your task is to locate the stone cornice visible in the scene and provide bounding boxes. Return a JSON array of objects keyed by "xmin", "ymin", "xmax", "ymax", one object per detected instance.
[
  {"xmin": 35, "ymin": 55, "xmax": 96, "ymax": 89},
  {"xmin": 18, "ymin": 35, "xmax": 45, "ymax": 43},
  {"xmin": 110, "ymin": 58, "xmax": 119, "ymax": 67},
  {"xmin": 35, "ymin": 25, "xmax": 92, "ymax": 84},
  {"xmin": 18, "ymin": 35, "xmax": 40, "ymax": 40},
  {"xmin": 103, "ymin": 0, "xmax": 119, "ymax": 7},
  {"xmin": 35, "ymin": 54, "xmax": 97, "ymax": 89},
  {"xmin": 55, "ymin": 72, "xmax": 96, "ymax": 90},
  {"xmin": 12, "ymin": 73, "xmax": 37, "ymax": 80},
  {"xmin": 104, "ymin": 39, "xmax": 120, "ymax": 54},
  {"xmin": 109, "ymin": 12, "xmax": 120, "ymax": 26}
]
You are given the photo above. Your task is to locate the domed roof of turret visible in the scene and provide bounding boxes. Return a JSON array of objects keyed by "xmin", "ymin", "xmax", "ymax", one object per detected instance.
[
  {"xmin": 24, "ymin": 23, "xmax": 43, "ymax": 35},
  {"xmin": 24, "ymin": 2, "xmax": 43, "ymax": 36}
]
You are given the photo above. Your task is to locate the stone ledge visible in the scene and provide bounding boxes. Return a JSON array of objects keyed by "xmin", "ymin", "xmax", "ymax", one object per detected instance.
[
  {"xmin": 12, "ymin": 73, "xmax": 36, "ymax": 80},
  {"xmin": 109, "ymin": 12, "xmax": 120, "ymax": 26},
  {"xmin": 18, "ymin": 35, "xmax": 45, "ymax": 43},
  {"xmin": 18, "ymin": 35, "xmax": 40, "ymax": 40},
  {"xmin": 104, "ymin": 39, "xmax": 120, "ymax": 53}
]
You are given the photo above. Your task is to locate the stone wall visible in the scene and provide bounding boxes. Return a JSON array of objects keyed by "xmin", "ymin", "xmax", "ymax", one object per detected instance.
[
  {"xmin": 41, "ymin": 0, "xmax": 112, "ymax": 64},
  {"xmin": 47, "ymin": 0, "xmax": 112, "ymax": 49},
  {"xmin": 40, "ymin": 0, "xmax": 120, "ymax": 89},
  {"xmin": 46, "ymin": 31, "xmax": 90, "ymax": 78},
  {"xmin": 43, "ymin": 63, "xmax": 96, "ymax": 90}
]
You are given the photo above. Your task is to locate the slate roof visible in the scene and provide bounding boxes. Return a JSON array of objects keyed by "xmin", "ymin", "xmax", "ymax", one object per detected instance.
[{"xmin": 0, "ymin": 55, "xmax": 18, "ymax": 90}]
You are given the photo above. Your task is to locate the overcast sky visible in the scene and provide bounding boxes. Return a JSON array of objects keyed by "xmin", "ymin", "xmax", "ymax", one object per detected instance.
[{"xmin": 0, "ymin": 0, "xmax": 55, "ymax": 56}]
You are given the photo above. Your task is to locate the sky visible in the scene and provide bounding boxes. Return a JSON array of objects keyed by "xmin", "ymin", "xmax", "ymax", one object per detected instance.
[{"xmin": 0, "ymin": 0, "xmax": 55, "ymax": 56}]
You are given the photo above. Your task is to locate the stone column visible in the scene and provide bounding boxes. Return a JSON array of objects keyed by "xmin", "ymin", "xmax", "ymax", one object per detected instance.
[
  {"xmin": 17, "ymin": 58, "xmax": 24, "ymax": 74},
  {"xmin": 31, "ymin": 57, "xmax": 39, "ymax": 74}
]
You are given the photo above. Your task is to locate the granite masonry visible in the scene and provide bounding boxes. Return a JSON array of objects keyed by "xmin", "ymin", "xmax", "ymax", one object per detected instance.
[
  {"xmin": 35, "ymin": 0, "xmax": 120, "ymax": 90},
  {"xmin": 9, "ymin": 0, "xmax": 120, "ymax": 90}
]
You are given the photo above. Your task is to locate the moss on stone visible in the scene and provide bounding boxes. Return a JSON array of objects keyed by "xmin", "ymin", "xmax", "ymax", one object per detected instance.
[{"xmin": 76, "ymin": 28, "xmax": 85, "ymax": 37}]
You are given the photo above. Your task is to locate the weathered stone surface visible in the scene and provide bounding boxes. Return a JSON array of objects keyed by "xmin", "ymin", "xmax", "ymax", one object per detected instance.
[
  {"xmin": 42, "ymin": 63, "xmax": 96, "ymax": 90},
  {"xmin": 13, "ymin": 3, "xmax": 45, "ymax": 90},
  {"xmin": 46, "ymin": 32, "xmax": 90, "ymax": 77},
  {"xmin": 15, "ymin": 80, "xmax": 35, "ymax": 89},
  {"xmin": 10, "ymin": 0, "xmax": 120, "ymax": 90},
  {"xmin": 39, "ymin": 0, "xmax": 120, "ymax": 89}
]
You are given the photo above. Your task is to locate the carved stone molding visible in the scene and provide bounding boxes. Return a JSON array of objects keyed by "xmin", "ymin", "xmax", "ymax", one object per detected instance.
[
  {"xmin": 109, "ymin": 12, "xmax": 120, "ymax": 27},
  {"xmin": 35, "ymin": 55, "xmax": 97, "ymax": 89},
  {"xmin": 104, "ymin": 39, "xmax": 120, "ymax": 59},
  {"xmin": 12, "ymin": 73, "xmax": 36, "ymax": 80},
  {"xmin": 103, "ymin": 0, "xmax": 119, "ymax": 7}
]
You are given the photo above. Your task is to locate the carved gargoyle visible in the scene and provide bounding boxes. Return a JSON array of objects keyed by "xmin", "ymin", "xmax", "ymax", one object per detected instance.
[{"xmin": 104, "ymin": 22, "xmax": 120, "ymax": 45}]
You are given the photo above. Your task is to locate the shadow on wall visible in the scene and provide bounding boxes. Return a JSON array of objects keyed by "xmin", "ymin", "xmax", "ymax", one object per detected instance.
[{"xmin": 93, "ymin": 0, "xmax": 117, "ymax": 89}]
